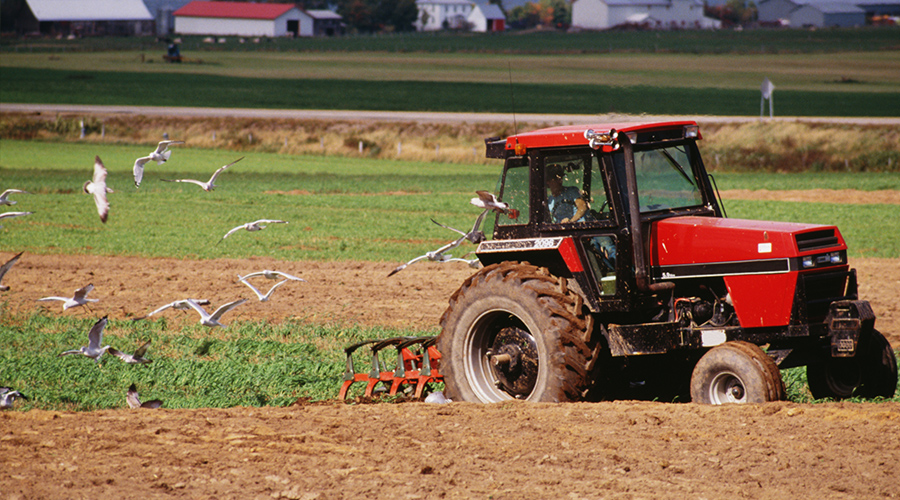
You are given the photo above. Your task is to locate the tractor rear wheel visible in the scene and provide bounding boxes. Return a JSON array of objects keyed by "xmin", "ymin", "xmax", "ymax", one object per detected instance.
[
  {"xmin": 437, "ymin": 262, "xmax": 598, "ymax": 403},
  {"xmin": 807, "ymin": 329, "xmax": 897, "ymax": 400},
  {"xmin": 690, "ymin": 341, "xmax": 784, "ymax": 404}
]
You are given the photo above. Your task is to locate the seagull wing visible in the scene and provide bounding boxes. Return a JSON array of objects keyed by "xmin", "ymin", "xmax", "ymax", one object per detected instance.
[
  {"xmin": 107, "ymin": 347, "xmax": 133, "ymax": 363},
  {"xmin": 238, "ymin": 278, "xmax": 265, "ymax": 300},
  {"xmin": 133, "ymin": 156, "xmax": 151, "ymax": 187},
  {"xmin": 207, "ymin": 156, "xmax": 244, "ymax": 184},
  {"xmin": 133, "ymin": 340, "xmax": 152, "ymax": 358},
  {"xmin": 221, "ymin": 224, "xmax": 247, "ymax": 240},
  {"xmin": 126, "ymin": 384, "xmax": 142, "ymax": 408},
  {"xmin": 0, "ymin": 211, "xmax": 33, "ymax": 220},
  {"xmin": 73, "ymin": 283, "xmax": 94, "ymax": 301},
  {"xmin": 262, "ymin": 279, "xmax": 289, "ymax": 300},
  {"xmin": 87, "ymin": 316, "xmax": 107, "ymax": 350},
  {"xmin": 272, "ymin": 271, "xmax": 305, "ymax": 282},
  {"xmin": 92, "ymin": 157, "xmax": 110, "ymax": 223},
  {"xmin": 209, "ymin": 298, "xmax": 247, "ymax": 321},
  {"xmin": 141, "ymin": 400, "xmax": 163, "ymax": 409},
  {"xmin": 160, "ymin": 178, "xmax": 206, "ymax": 188},
  {"xmin": 154, "ymin": 140, "xmax": 184, "ymax": 154},
  {"xmin": 146, "ymin": 301, "xmax": 178, "ymax": 317},
  {"xmin": 431, "ymin": 218, "xmax": 467, "ymax": 237},
  {"xmin": 0, "ymin": 251, "xmax": 24, "ymax": 282},
  {"xmin": 183, "ymin": 299, "xmax": 211, "ymax": 321},
  {"xmin": 387, "ymin": 254, "xmax": 430, "ymax": 277},
  {"xmin": 254, "ymin": 219, "xmax": 287, "ymax": 225}
]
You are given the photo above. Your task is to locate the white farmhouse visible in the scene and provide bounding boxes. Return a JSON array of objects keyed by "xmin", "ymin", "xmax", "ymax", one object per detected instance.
[
  {"xmin": 174, "ymin": 1, "xmax": 308, "ymax": 37},
  {"xmin": 468, "ymin": 2, "xmax": 507, "ymax": 31},
  {"xmin": 415, "ymin": 0, "xmax": 475, "ymax": 31},
  {"xmin": 571, "ymin": 0, "xmax": 721, "ymax": 30}
]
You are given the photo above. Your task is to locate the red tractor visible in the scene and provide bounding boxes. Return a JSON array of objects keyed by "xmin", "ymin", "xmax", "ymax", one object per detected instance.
[{"xmin": 437, "ymin": 121, "xmax": 897, "ymax": 404}]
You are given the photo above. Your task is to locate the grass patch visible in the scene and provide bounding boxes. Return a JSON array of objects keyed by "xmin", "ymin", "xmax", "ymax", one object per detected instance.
[{"xmin": 3, "ymin": 66, "xmax": 899, "ymax": 117}]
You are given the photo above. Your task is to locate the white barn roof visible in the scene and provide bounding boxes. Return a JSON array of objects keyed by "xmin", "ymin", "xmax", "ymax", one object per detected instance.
[{"xmin": 25, "ymin": 0, "xmax": 153, "ymax": 21}]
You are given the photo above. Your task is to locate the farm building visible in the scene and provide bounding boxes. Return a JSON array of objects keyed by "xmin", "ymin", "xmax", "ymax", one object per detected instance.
[
  {"xmin": 14, "ymin": 0, "xmax": 154, "ymax": 36},
  {"xmin": 142, "ymin": 0, "xmax": 194, "ymax": 36},
  {"xmin": 791, "ymin": 1, "xmax": 866, "ymax": 26},
  {"xmin": 173, "ymin": 1, "xmax": 342, "ymax": 37},
  {"xmin": 571, "ymin": 0, "xmax": 721, "ymax": 30},
  {"xmin": 415, "ymin": 0, "xmax": 475, "ymax": 31},
  {"xmin": 468, "ymin": 2, "xmax": 507, "ymax": 31}
]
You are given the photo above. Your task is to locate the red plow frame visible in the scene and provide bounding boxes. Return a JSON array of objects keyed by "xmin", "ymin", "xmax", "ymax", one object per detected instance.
[{"xmin": 338, "ymin": 336, "xmax": 443, "ymax": 400}]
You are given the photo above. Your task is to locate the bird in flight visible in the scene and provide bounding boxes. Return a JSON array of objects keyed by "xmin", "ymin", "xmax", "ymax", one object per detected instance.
[
  {"xmin": 470, "ymin": 190, "xmax": 509, "ymax": 214},
  {"xmin": 83, "ymin": 156, "xmax": 112, "ymax": 223},
  {"xmin": 161, "ymin": 156, "xmax": 243, "ymax": 192},
  {"xmin": 1, "ymin": 388, "xmax": 28, "ymax": 410},
  {"xmin": 183, "ymin": 298, "xmax": 247, "ymax": 327},
  {"xmin": 219, "ymin": 219, "xmax": 287, "ymax": 243},
  {"xmin": 237, "ymin": 276, "xmax": 289, "ymax": 302},
  {"xmin": 108, "ymin": 340, "xmax": 153, "ymax": 365},
  {"xmin": 387, "ymin": 239, "xmax": 474, "ymax": 277},
  {"xmin": 38, "ymin": 283, "xmax": 99, "ymax": 311},
  {"xmin": 0, "ymin": 211, "xmax": 33, "ymax": 228},
  {"xmin": 58, "ymin": 316, "xmax": 112, "ymax": 363},
  {"xmin": 238, "ymin": 270, "xmax": 305, "ymax": 282},
  {"xmin": 133, "ymin": 140, "xmax": 184, "ymax": 187},
  {"xmin": 132, "ymin": 298, "xmax": 211, "ymax": 321},
  {"xmin": 126, "ymin": 384, "xmax": 162, "ymax": 409},
  {"xmin": 0, "ymin": 251, "xmax": 24, "ymax": 292},
  {"xmin": 0, "ymin": 189, "xmax": 29, "ymax": 206}
]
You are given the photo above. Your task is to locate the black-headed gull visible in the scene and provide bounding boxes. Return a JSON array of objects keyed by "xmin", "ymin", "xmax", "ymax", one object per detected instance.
[
  {"xmin": 83, "ymin": 156, "xmax": 112, "ymax": 223},
  {"xmin": 471, "ymin": 190, "xmax": 509, "ymax": 214},
  {"xmin": 184, "ymin": 298, "xmax": 247, "ymax": 327},
  {"xmin": 161, "ymin": 156, "xmax": 243, "ymax": 192},
  {"xmin": 237, "ymin": 276, "xmax": 289, "ymax": 302},
  {"xmin": 132, "ymin": 298, "xmax": 211, "ymax": 321},
  {"xmin": 133, "ymin": 140, "xmax": 184, "ymax": 187},
  {"xmin": 38, "ymin": 283, "xmax": 99, "ymax": 311},
  {"xmin": 127, "ymin": 383, "xmax": 162, "ymax": 409},
  {"xmin": 0, "ymin": 189, "xmax": 29, "ymax": 206},
  {"xmin": 58, "ymin": 316, "xmax": 111, "ymax": 362},
  {"xmin": 108, "ymin": 340, "xmax": 152, "ymax": 365},
  {"xmin": 238, "ymin": 270, "xmax": 305, "ymax": 282},
  {"xmin": 0, "ymin": 388, "xmax": 28, "ymax": 410},
  {"xmin": 0, "ymin": 251, "xmax": 24, "ymax": 292},
  {"xmin": 219, "ymin": 219, "xmax": 287, "ymax": 243}
]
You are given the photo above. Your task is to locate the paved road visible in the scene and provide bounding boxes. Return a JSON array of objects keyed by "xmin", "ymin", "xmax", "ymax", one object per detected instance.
[{"xmin": 3, "ymin": 103, "xmax": 899, "ymax": 126}]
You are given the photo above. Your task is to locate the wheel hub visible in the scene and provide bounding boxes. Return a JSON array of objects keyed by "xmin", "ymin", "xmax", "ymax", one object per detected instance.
[{"xmin": 488, "ymin": 327, "xmax": 538, "ymax": 398}]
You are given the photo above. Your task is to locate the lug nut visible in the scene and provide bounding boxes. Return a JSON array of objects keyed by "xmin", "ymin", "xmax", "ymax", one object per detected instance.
[{"xmin": 490, "ymin": 353, "xmax": 512, "ymax": 367}]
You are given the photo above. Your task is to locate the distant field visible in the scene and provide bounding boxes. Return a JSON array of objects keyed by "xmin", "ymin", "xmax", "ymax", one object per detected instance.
[{"xmin": 1, "ymin": 140, "xmax": 897, "ymax": 260}]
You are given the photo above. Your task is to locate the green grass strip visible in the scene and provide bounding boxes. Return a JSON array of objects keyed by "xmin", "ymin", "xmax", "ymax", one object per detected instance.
[{"xmin": 3, "ymin": 67, "xmax": 900, "ymax": 117}]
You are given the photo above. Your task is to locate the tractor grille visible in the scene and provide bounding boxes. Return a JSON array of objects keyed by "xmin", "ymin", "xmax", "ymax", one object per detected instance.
[
  {"xmin": 800, "ymin": 270, "xmax": 850, "ymax": 323},
  {"xmin": 795, "ymin": 229, "xmax": 838, "ymax": 252}
]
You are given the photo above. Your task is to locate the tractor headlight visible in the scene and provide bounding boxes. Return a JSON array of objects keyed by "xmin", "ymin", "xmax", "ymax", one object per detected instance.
[
  {"xmin": 829, "ymin": 251, "xmax": 843, "ymax": 264},
  {"xmin": 684, "ymin": 125, "xmax": 700, "ymax": 139},
  {"xmin": 802, "ymin": 256, "xmax": 815, "ymax": 268}
]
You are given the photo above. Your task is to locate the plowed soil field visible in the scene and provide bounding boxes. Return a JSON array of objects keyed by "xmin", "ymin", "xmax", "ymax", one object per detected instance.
[{"xmin": 2, "ymin": 187, "xmax": 899, "ymax": 499}]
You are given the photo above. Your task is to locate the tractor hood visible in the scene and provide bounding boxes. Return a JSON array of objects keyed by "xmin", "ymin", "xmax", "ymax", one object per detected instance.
[{"xmin": 649, "ymin": 216, "xmax": 848, "ymax": 268}]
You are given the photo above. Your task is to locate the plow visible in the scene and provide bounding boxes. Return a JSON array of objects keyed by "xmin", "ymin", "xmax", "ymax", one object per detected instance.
[{"xmin": 339, "ymin": 336, "xmax": 443, "ymax": 400}]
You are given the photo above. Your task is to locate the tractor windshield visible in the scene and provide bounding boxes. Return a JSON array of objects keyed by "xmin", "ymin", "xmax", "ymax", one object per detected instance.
[{"xmin": 615, "ymin": 143, "xmax": 703, "ymax": 213}]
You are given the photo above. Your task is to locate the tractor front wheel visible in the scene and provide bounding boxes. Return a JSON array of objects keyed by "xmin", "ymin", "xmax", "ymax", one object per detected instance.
[
  {"xmin": 437, "ymin": 262, "xmax": 597, "ymax": 403},
  {"xmin": 806, "ymin": 329, "xmax": 897, "ymax": 400},
  {"xmin": 690, "ymin": 341, "xmax": 785, "ymax": 404}
]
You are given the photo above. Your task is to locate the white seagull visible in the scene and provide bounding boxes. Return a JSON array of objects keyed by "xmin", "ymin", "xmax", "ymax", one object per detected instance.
[
  {"xmin": 219, "ymin": 219, "xmax": 287, "ymax": 243},
  {"xmin": 38, "ymin": 283, "xmax": 99, "ymax": 311},
  {"xmin": 0, "ymin": 189, "xmax": 29, "ymax": 206},
  {"xmin": 161, "ymin": 156, "xmax": 243, "ymax": 192},
  {"xmin": 470, "ymin": 190, "xmax": 509, "ymax": 214},
  {"xmin": 0, "ymin": 251, "xmax": 24, "ymax": 292},
  {"xmin": 58, "ymin": 316, "xmax": 112, "ymax": 362},
  {"xmin": 0, "ymin": 211, "xmax": 33, "ymax": 227},
  {"xmin": 238, "ymin": 270, "xmax": 306, "ymax": 282},
  {"xmin": 132, "ymin": 298, "xmax": 211, "ymax": 321},
  {"xmin": 108, "ymin": 340, "xmax": 153, "ymax": 365},
  {"xmin": 183, "ymin": 298, "xmax": 247, "ymax": 327},
  {"xmin": 237, "ymin": 276, "xmax": 289, "ymax": 302},
  {"xmin": 1, "ymin": 388, "xmax": 28, "ymax": 410},
  {"xmin": 127, "ymin": 383, "xmax": 162, "ymax": 409},
  {"xmin": 388, "ymin": 238, "xmax": 470, "ymax": 277},
  {"xmin": 83, "ymin": 156, "xmax": 113, "ymax": 223},
  {"xmin": 133, "ymin": 140, "xmax": 184, "ymax": 187}
]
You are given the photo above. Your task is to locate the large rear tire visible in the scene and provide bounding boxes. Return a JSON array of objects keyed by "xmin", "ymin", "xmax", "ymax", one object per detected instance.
[
  {"xmin": 807, "ymin": 329, "xmax": 898, "ymax": 399},
  {"xmin": 690, "ymin": 341, "xmax": 785, "ymax": 404},
  {"xmin": 437, "ymin": 262, "xmax": 598, "ymax": 403}
]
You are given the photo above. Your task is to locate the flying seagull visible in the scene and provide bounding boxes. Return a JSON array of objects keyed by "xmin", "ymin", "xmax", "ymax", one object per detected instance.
[
  {"xmin": 133, "ymin": 140, "xmax": 184, "ymax": 187},
  {"xmin": 38, "ymin": 283, "xmax": 99, "ymax": 311},
  {"xmin": 58, "ymin": 316, "xmax": 111, "ymax": 363},
  {"xmin": 0, "ymin": 251, "xmax": 24, "ymax": 292},
  {"xmin": 183, "ymin": 298, "xmax": 247, "ymax": 327},
  {"xmin": 470, "ymin": 190, "xmax": 509, "ymax": 214},
  {"xmin": 388, "ymin": 238, "xmax": 473, "ymax": 277},
  {"xmin": 108, "ymin": 340, "xmax": 153, "ymax": 365},
  {"xmin": 237, "ymin": 276, "xmax": 289, "ymax": 302},
  {"xmin": 0, "ymin": 189, "xmax": 29, "ymax": 206},
  {"xmin": 161, "ymin": 156, "xmax": 243, "ymax": 192},
  {"xmin": 83, "ymin": 156, "xmax": 113, "ymax": 223},
  {"xmin": 238, "ymin": 270, "xmax": 306, "ymax": 282},
  {"xmin": 126, "ymin": 383, "xmax": 162, "ymax": 409},
  {"xmin": 219, "ymin": 219, "xmax": 287, "ymax": 243},
  {"xmin": 132, "ymin": 298, "xmax": 211, "ymax": 321},
  {"xmin": 0, "ymin": 388, "xmax": 28, "ymax": 410},
  {"xmin": 0, "ymin": 211, "xmax": 33, "ymax": 226}
]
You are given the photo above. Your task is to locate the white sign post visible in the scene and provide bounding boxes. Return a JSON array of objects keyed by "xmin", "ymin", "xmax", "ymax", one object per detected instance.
[{"xmin": 760, "ymin": 78, "xmax": 775, "ymax": 119}]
